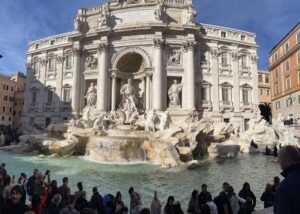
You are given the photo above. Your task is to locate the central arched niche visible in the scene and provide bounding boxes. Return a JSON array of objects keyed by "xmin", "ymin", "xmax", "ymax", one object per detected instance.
[{"xmin": 116, "ymin": 52, "xmax": 145, "ymax": 73}]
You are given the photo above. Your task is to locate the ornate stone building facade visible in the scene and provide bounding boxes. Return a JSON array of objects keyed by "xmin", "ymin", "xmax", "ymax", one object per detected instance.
[{"xmin": 23, "ymin": 0, "xmax": 258, "ymax": 130}]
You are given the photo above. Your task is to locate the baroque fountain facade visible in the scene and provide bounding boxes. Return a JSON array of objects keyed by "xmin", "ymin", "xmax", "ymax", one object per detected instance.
[{"xmin": 16, "ymin": 0, "xmax": 300, "ymax": 167}]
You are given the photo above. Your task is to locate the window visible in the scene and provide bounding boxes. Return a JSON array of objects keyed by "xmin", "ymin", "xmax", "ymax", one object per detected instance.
[
  {"xmin": 63, "ymin": 88, "xmax": 71, "ymax": 102},
  {"xmin": 260, "ymin": 89, "xmax": 263, "ymax": 95},
  {"xmin": 48, "ymin": 58, "xmax": 55, "ymax": 70},
  {"xmin": 221, "ymin": 52, "xmax": 227, "ymax": 65},
  {"xmin": 275, "ymin": 83, "xmax": 279, "ymax": 95},
  {"xmin": 11, "ymin": 86, "xmax": 13, "ymax": 91},
  {"xmin": 285, "ymin": 43, "xmax": 289, "ymax": 53},
  {"xmin": 286, "ymin": 60, "xmax": 290, "ymax": 71},
  {"xmin": 6, "ymin": 86, "xmax": 8, "ymax": 90},
  {"xmin": 35, "ymin": 44, "xmax": 39, "ymax": 49},
  {"xmin": 47, "ymin": 90, "xmax": 53, "ymax": 104},
  {"xmin": 201, "ymin": 87, "xmax": 207, "ymax": 101},
  {"xmin": 224, "ymin": 118, "xmax": 230, "ymax": 123},
  {"xmin": 274, "ymin": 52, "xmax": 278, "ymax": 61},
  {"xmin": 1, "ymin": 116, "xmax": 4, "ymax": 121},
  {"xmin": 275, "ymin": 69, "xmax": 278, "ymax": 78},
  {"xmin": 32, "ymin": 61, "xmax": 38, "ymax": 72},
  {"xmin": 298, "ymin": 72, "xmax": 300, "ymax": 84},
  {"xmin": 258, "ymin": 74, "xmax": 263, "ymax": 83},
  {"xmin": 50, "ymin": 40, "xmax": 55, "ymax": 45},
  {"xmin": 297, "ymin": 32, "xmax": 300, "ymax": 44},
  {"xmin": 298, "ymin": 52, "xmax": 300, "ymax": 65},
  {"xmin": 2, "ymin": 84, "xmax": 5, "ymax": 90},
  {"xmin": 8, "ymin": 117, "xmax": 11, "ymax": 121},
  {"xmin": 31, "ymin": 92, "xmax": 37, "ymax": 104},
  {"xmin": 13, "ymin": 111, "xmax": 16, "ymax": 116},
  {"xmin": 267, "ymin": 90, "xmax": 270, "ymax": 96},
  {"xmin": 4, "ymin": 96, "xmax": 7, "ymax": 101},
  {"xmin": 65, "ymin": 55, "xmax": 73, "ymax": 68},
  {"xmin": 241, "ymin": 55, "xmax": 247, "ymax": 67},
  {"xmin": 275, "ymin": 101, "xmax": 281, "ymax": 110},
  {"xmin": 265, "ymin": 75, "xmax": 270, "ymax": 83},
  {"xmin": 221, "ymin": 31, "xmax": 226, "ymax": 38},
  {"xmin": 2, "ymin": 106, "xmax": 5, "ymax": 112},
  {"xmin": 222, "ymin": 88, "xmax": 229, "ymax": 102},
  {"xmin": 286, "ymin": 76, "xmax": 291, "ymax": 89},
  {"xmin": 242, "ymin": 88, "xmax": 249, "ymax": 104},
  {"xmin": 286, "ymin": 97, "xmax": 292, "ymax": 107},
  {"xmin": 241, "ymin": 35, "xmax": 245, "ymax": 41},
  {"xmin": 9, "ymin": 107, "xmax": 12, "ymax": 113}
]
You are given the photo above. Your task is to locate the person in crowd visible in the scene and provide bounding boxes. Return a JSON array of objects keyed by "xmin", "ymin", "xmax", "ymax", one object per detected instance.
[
  {"xmin": 272, "ymin": 176, "xmax": 280, "ymax": 192},
  {"xmin": 0, "ymin": 163, "xmax": 7, "ymax": 178},
  {"xmin": 128, "ymin": 187, "xmax": 142, "ymax": 214},
  {"xmin": 227, "ymin": 186, "xmax": 245, "ymax": 214},
  {"xmin": 273, "ymin": 145, "xmax": 278, "ymax": 157},
  {"xmin": 2, "ymin": 175, "xmax": 14, "ymax": 204},
  {"xmin": 187, "ymin": 189, "xmax": 199, "ymax": 213},
  {"xmin": 164, "ymin": 195, "xmax": 184, "ymax": 214},
  {"xmin": 151, "ymin": 191, "xmax": 161, "ymax": 214},
  {"xmin": 238, "ymin": 182, "xmax": 256, "ymax": 209},
  {"xmin": 30, "ymin": 194, "xmax": 41, "ymax": 214},
  {"xmin": 58, "ymin": 177, "xmax": 71, "ymax": 208},
  {"xmin": 215, "ymin": 182, "xmax": 233, "ymax": 214},
  {"xmin": 103, "ymin": 193, "xmax": 115, "ymax": 214},
  {"xmin": 260, "ymin": 183, "xmax": 275, "ymax": 208},
  {"xmin": 17, "ymin": 172, "xmax": 27, "ymax": 203},
  {"xmin": 206, "ymin": 194, "xmax": 218, "ymax": 214},
  {"xmin": 26, "ymin": 168, "xmax": 39, "ymax": 201},
  {"xmin": 174, "ymin": 200, "xmax": 184, "ymax": 214},
  {"xmin": 200, "ymin": 204, "xmax": 211, "ymax": 214},
  {"xmin": 60, "ymin": 195, "xmax": 80, "ymax": 214},
  {"xmin": 274, "ymin": 145, "xmax": 300, "ymax": 213},
  {"xmin": 46, "ymin": 193, "xmax": 61, "ymax": 214},
  {"xmin": 198, "ymin": 184, "xmax": 212, "ymax": 208},
  {"xmin": 90, "ymin": 186, "xmax": 103, "ymax": 213},
  {"xmin": 74, "ymin": 182, "xmax": 88, "ymax": 212},
  {"xmin": 46, "ymin": 180, "xmax": 59, "ymax": 207},
  {"xmin": 140, "ymin": 208, "xmax": 151, "ymax": 214},
  {"xmin": 112, "ymin": 191, "xmax": 127, "ymax": 214},
  {"xmin": 2, "ymin": 185, "xmax": 29, "ymax": 214},
  {"xmin": 34, "ymin": 171, "xmax": 50, "ymax": 197},
  {"xmin": 237, "ymin": 198, "xmax": 254, "ymax": 214}
]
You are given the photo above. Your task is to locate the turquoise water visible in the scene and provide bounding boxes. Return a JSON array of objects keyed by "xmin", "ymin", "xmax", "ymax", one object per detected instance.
[{"xmin": 0, "ymin": 151, "xmax": 280, "ymax": 210}]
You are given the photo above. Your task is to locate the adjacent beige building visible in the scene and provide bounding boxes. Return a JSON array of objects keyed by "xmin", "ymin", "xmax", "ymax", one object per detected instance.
[
  {"xmin": 23, "ymin": 0, "xmax": 259, "ymax": 130},
  {"xmin": 258, "ymin": 70, "xmax": 271, "ymax": 105}
]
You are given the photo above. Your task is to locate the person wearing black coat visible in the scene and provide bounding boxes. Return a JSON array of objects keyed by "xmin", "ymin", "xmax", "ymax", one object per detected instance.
[
  {"xmin": 274, "ymin": 146, "xmax": 300, "ymax": 214},
  {"xmin": 238, "ymin": 182, "xmax": 256, "ymax": 209}
]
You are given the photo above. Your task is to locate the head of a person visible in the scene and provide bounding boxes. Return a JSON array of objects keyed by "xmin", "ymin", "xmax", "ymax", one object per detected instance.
[
  {"xmin": 201, "ymin": 184, "xmax": 208, "ymax": 192},
  {"xmin": 68, "ymin": 195, "xmax": 76, "ymax": 207},
  {"xmin": 62, "ymin": 177, "xmax": 69, "ymax": 186},
  {"xmin": 77, "ymin": 182, "xmax": 83, "ymax": 191},
  {"xmin": 222, "ymin": 182, "xmax": 230, "ymax": 192},
  {"xmin": 116, "ymin": 191, "xmax": 122, "ymax": 201},
  {"xmin": 191, "ymin": 189, "xmax": 198, "ymax": 200},
  {"xmin": 278, "ymin": 146, "xmax": 300, "ymax": 170},
  {"xmin": 227, "ymin": 186, "xmax": 234, "ymax": 196},
  {"xmin": 3, "ymin": 175, "xmax": 11, "ymax": 187},
  {"xmin": 10, "ymin": 185, "xmax": 24, "ymax": 204},
  {"xmin": 128, "ymin": 187, "xmax": 134, "ymax": 195},
  {"xmin": 265, "ymin": 183, "xmax": 272, "ymax": 191},
  {"xmin": 274, "ymin": 176, "xmax": 280, "ymax": 185},
  {"xmin": 33, "ymin": 169, "xmax": 39, "ymax": 177},
  {"xmin": 1, "ymin": 163, "xmax": 5, "ymax": 169},
  {"xmin": 92, "ymin": 187, "xmax": 98, "ymax": 194},
  {"xmin": 206, "ymin": 194, "xmax": 213, "ymax": 202},
  {"xmin": 167, "ymin": 196, "xmax": 175, "ymax": 205},
  {"xmin": 242, "ymin": 182, "xmax": 250, "ymax": 191},
  {"xmin": 50, "ymin": 180, "xmax": 58, "ymax": 188},
  {"xmin": 51, "ymin": 194, "xmax": 62, "ymax": 205},
  {"xmin": 36, "ymin": 172, "xmax": 43, "ymax": 181}
]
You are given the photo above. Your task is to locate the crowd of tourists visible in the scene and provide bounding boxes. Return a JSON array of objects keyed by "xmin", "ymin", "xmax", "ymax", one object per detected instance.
[{"xmin": 0, "ymin": 145, "xmax": 300, "ymax": 214}]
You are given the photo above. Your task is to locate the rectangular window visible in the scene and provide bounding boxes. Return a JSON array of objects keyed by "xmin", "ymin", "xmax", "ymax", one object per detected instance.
[
  {"xmin": 32, "ymin": 61, "xmax": 38, "ymax": 71},
  {"xmin": 241, "ymin": 55, "xmax": 247, "ymax": 67},
  {"xmin": 275, "ymin": 83, "xmax": 279, "ymax": 95},
  {"xmin": 221, "ymin": 52, "xmax": 227, "ymax": 65},
  {"xmin": 65, "ymin": 55, "xmax": 73, "ymax": 68},
  {"xmin": 267, "ymin": 89, "xmax": 270, "ymax": 96},
  {"xmin": 63, "ymin": 88, "xmax": 71, "ymax": 102},
  {"xmin": 285, "ymin": 43, "xmax": 289, "ymax": 53},
  {"xmin": 286, "ymin": 98, "xmax": 292, "ymax": 107},
  {"xmin": 298, "ymin": 52, "xmax": 300, "ymax": 65},
  {"xmin": 8, "ymin": 117, "xmax": 11, "ymax": 121},
  {"xmin": 224, "ymin": 118, "xmax": 230, "ymax": 123},
  {"xmin": 265, "ymin": 75, "xmax": 270, "ymax": 83},
  {"xmin": 274, "ymin": 52, "xmax": 278, "ymax": 61},
  {"xmin": 286, "ymin": 76, "xmax": 291, "ymax": 89},
  {"xmin": 275, "ymin": 101, "xmax": 280, "ymax": 110},
  {"xmin": 1, "ymin": 116, "xmax": 4, "ymax": 121},
  {"xmin": 221, "ymin": 31, "xmax": 226, "ymax": 38},
  {"xmin": 3, "ymin": 84, "xmax": 5, "ymax": 90},
  {"xmin": 298, "ymin": 72, "xmax": 300, "ymax": 84},
  {"xmin": 260, "ymin": 89, "xmax": 263, "ymax": 95},
  {"xmin": 241, "ymin": 35, "xmax": 245, "ymax": 41},
  {"xmin": 9, "ymin": 107, "xmax": 12, "ymax": 113},
  {"xmin": 201, "ymin": 87, "xmax": 207, "ymax": 101},
  {"xmin": 275, "ymin": 69, "xmax": 278, "ymax": 78},
  {"xmin": 50, "ymin": 40, "xmax": 55, "ymax": 45},
  {"xmin": 48, "ymin": 58, "xmax": 55, "ymax": 70},
  {"xmin": 47, "ymin": 90, "xmax": 53, "ymax": 104},
  {"xmin": 286, "ymin": 60, "xmax": 290, "ymax": 71},
  {"xmin": 242, "ymin": 89, "xmax": 249, "ymax": 104},
  {"xmin": 4, "ymin": 96, "xmax": 7, "ymax": 101},
  {"xmin": 222, "ymin": 88, "xmax": 229, "ymax": 102},
  {"xmin": 297, "ymin": 32, "xmax": 300, "ymax": 44},
  {"xmin": 258, "ymin": 74, "xmax": 263, "ymax": 83},
  {"xmin": 31, "ymin": 92, "xmax": 37, "ymax": 104},
  {"xmin": 2, "ymin": 106, "xmax": 5, "ymax": 112}
]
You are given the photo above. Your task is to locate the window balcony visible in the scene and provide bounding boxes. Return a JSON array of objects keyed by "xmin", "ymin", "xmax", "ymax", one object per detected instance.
[
  {"xmin": 61, "ymin": 102, "xmax": 72, "ymax": 112},
  {"xmin": 28, "ymin": 103, "xmax": 38, "ymax": 112},
  {"xmin": 44, "ymin": 103, "xmax": 54, "ymax": 112},
  {"xmin": 240, "ymin": 102, "xmax": 254, "ymax": 112},
  {"xmin": 200, "ymin": 100, "xmax": 212, "ymax": 111},
  {"xmin": 219, "ymin": 101, "xmax": 234, "ymax": 112}
]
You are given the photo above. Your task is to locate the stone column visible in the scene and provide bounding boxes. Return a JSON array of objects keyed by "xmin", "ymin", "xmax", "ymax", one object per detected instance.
[
  {"xmin": 183, "ymin": 41, "xmax": 196, "ymax": 110},
  {"xmin": 24, "ymin": 60, "xmax": 33, "ymax": 115},
  {"xmin": 55, "ymin": 53, "xmax": 64, "ymax": 113},
  {"xmin": 97, "ymin": 43, "xmax": 108, "ymax": 111},
  {"xmin": 210, "ymin": 47, "xmax": 220, "ymax": 112},
  {"xmin": 38, "ymin": 56, "xmax": 47, "ymax": 113},
  {"xmin": 71, "ymin": 48, "xmax": 81, "ymax": 116},
  {"xmin": 111, "ymin": 74, "xmax": 116, "ymax": 111},
  {"xmin": 251, "ymin": 54, "xmax": 259, "ymax": 114},
  {"xmin": 146, "ymin": 75, "xmax": 151, "ymax": 110},
  {"xmin": 152, "ymin": 38, "xmax": 165, "ymax": 110},
  {"xmin": 232, "ymin": 50, "xmax": 240, "ymax": 112}
]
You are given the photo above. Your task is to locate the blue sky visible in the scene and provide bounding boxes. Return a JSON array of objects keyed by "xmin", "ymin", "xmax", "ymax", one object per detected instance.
[{"xmin": 0, "ymin": 0, "xmax": 299, "ymax": 75}]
